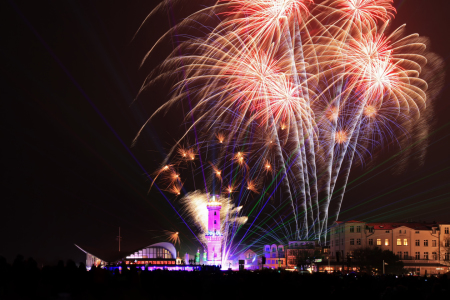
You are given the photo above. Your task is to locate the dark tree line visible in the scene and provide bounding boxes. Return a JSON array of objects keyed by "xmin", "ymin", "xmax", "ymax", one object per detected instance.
[{"xmin": 351, "ymin": 247, "xmax": 405, "ymax": 274}]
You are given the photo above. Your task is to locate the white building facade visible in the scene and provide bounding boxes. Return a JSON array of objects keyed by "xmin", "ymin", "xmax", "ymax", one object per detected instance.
[{"xmin": 329, "ymin": 221, "xmax": 450, "ymax": 275}]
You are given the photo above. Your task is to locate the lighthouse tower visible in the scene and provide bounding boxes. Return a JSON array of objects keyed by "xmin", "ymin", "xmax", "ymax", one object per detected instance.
[{"xmin": 205, "ymin": 195, "xmax": 223, "ymax": 265}]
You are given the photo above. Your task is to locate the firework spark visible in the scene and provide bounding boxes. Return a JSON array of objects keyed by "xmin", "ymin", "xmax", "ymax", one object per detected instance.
[
  {"xmin": 164, "ymin": 230, "xmax": 181, "ymax": 245},
  {"xmin": 136, "ymin": 0, "xmax": 443, "ymax": 264}
]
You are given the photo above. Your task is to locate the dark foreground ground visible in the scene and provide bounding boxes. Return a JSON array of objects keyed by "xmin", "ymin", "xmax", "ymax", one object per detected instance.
[{"xmin": 1, "ymin": 256, "xmax": 449, "ymax": 300}]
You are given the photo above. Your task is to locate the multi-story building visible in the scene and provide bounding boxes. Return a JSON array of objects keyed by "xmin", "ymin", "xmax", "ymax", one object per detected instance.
[
  {"xmin": 263, "ymin": 244, "xmax": 286, "ymax": 269},
  {"xmin": 238, "ymin": 249, "xmax": 260, "ymax": 270},
  {"xmin": 262, "ymin": 241, "xmax": 324, "ymax": 270},
  {"xmin": 286, "ymin": 241, "xmax": 316, "ymax": 269},
  {"xmin": 205, "ymin": 196, "xmax": 223, "ymax": 265},
  {"xmin": 329, "ymin": 220, "xmax": 450, "ymax": 275}
]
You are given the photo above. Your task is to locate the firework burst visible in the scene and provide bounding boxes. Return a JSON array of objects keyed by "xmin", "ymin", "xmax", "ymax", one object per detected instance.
[{"xmin": 135, "ymin": 0, "xmax": 443, "ymax": 264}]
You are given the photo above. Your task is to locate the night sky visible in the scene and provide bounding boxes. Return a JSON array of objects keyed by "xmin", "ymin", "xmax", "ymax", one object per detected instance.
[{"xmin": 1, "ymin": 0, "xmax": 450, "ymax": 265}]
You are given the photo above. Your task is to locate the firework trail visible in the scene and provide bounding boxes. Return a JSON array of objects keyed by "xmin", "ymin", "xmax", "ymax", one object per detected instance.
[
  {"xmin": 164, "ymin": 230, "xmax": 181, "ymax": 245},
  {"xmin": 134, "ymin": 0, "xmax": 443, "ymax": 263}
]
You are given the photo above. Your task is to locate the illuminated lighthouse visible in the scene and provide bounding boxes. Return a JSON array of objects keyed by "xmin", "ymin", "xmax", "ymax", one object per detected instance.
[{"xmin": 205, "ymin": 195, "xmax": 223, "ymax": 265}]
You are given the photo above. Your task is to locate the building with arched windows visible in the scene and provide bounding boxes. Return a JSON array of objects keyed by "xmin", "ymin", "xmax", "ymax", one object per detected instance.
[
  {"xmin": 205, "ymin": 196, "xmax": 223, "ymax": 265},
  {"xmin": 263, "ymin": 244, "xmax": 286, "ymax": 269}
]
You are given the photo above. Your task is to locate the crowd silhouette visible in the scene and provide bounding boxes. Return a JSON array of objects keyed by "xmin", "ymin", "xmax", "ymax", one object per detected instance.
[{"xmin": 0, "ymin": 255, "xmax": 449, "ymax": 299}]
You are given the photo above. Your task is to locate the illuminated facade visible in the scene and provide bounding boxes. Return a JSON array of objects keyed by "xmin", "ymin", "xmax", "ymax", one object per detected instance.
[
  {"xmin": 76, "ymin": 242, "xmax": 177, "ymax": 268},
  {"xmin": 286, "ymin": 241, "xmax": 316, "ymax": 269},
  {"xmin": 263, "ymin": 244, "xmax": 286, "ymax": 269},
  {"xmin": 205, "ymin": 196, "xmax": 223, "ymax": 265},
  {"xmin": 329, "ymin": 221, "xmax": 450, "ymax": 274}
]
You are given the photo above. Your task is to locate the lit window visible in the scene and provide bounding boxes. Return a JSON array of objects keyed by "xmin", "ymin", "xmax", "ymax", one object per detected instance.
[
  {"xmin": 432, "ymin": 252, "xmax": 437, "ymax": 260},
  {"xmin": 350, "ymin": 239, "xmax": 354, "ymax": 245},
  {"xmin": 369, "ymin": 239, "xmax": 373, "ymax": 246},
  {"xmin": 404, "ymin": 239, "xmax": 408, "ymax": 246},
  {"xmin": 415, "ymin": 252, "xmax": 420, "ymax": 260},
  {"xmin": 357, "ymin": 239, "xmax": 361, "ymax": 245},
  {"xmin": 415, "ymin": 240, "xmax": 420, "ymax": 246},
  {"xmin": 424, "ymin": 252, "xmax": 429, "ymax": 260},
  {"xmin": 377, "ymin": 239, "xmax": 381, "ymax": 246},
  {"xmin": 432, "ymin": 240, "xmax": 437, "ymax": 247},
  {"xmin": 424, "ymin": 240, "xmax": 428, "ymax": 247},
  {"xmin": 397, "ymin": 239, "xmax": 401, "ymax": 246},
  {"xmin": 350, "ymin": 226, "xmax": 354, "ymax": 233},
  {"xmin": 356, "ymin": 226, "xmax": 361, "ymax": 233},
  {"xmin": 385, "ymin": 239, "xmax": 389, "ymax": 246}
]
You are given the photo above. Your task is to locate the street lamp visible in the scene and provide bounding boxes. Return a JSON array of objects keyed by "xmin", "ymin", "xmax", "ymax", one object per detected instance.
[{"xmin": 328, "ymin": 256, "xmax": 330, "ymax": 272}]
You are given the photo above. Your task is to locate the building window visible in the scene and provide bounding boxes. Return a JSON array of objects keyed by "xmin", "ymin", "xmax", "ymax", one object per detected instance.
[
  {"xmin": 369, "ymin": 239, "xmax": 373, "ymax": 246},
  {"xmin": 415, "ymin": 240, "xmax": 420, "ymax": 246},
  {"xmin": 385, "ymin": 239, "xmax": 389, "ymax": 246},
  {"xmin": 397, "ymin": 252, "xmax": 402, "ymax": 259},
  {"xmin": 385, "ymin": 231, "xmax": 390, "ymax": 233},
  {"xmin": 357, "ymin": 238, "xmax": 361, "ymax": 245},
  {"xmin": 432, "ymin": 252, "xmax": 437, "ymax": 260},
  {"xmin": 404, "ymin": 239, "xmax": 408, "ymax": 246},
  {"xmin": 214, "ymin": 220, "xmax": 216, "ymax": 224},
  {"xmin": 350, "ymin": 226, "xmax": 354, "ymax": 233},
  {"xmin": 357, "ymin": 226, "xmax": 361, "ymax": 233},
  {"xmin": 424, "ymin": 240, "xmax": 428, "ymax": 247},
  {"xmin": 404, "ymin": 252, "xmax": 408, "ymax": 259},
  {"xmin": 415, "ymin": 252, "xmax": 420, "ymax": 260},
  {"xmin": 341, "ymin": 239, "xmax": 344, "ymax": 246},
  {"xmin": 432, "ymin": 240, "xmax": 437, "ymax": 247},
  {"xmin": 336, "ymin": 239, "xmax": 339, "ymax": 247},
  {"xmin": 446, "ymin": 240, "xmax": 450, "ymax": 247},
  {"xmin": 424, "ymin": 252, "xmax": 429, "ymax": 260},
  {"xmin": 266, "ymin": 247, "xmax": 270, "ymax": 252},
  {"xmin": 415, "ymin": 231, "xmax": 419, "ymax": 234},
  {"xmin": 377, "ymin": 239, "xmax": 381, "ymax": 246},
  {"xmin": 399, "ymin": 230, "xmax": 402, "ymax": 234},
  {"xmin": 350, "ymin": 239, "xmax": 354, "ymax": 245},
  {"xmin": 214, "ymin": 212, "xmax": 216, "ymax": 216},
  {"xmin": 445, "ymin": 253, "xmax": 450, "ymax": 261},
  {"xmin": 445, "ymin": 227, "xmax": 449, "ymax": 234},
  {"xmin": 397, "ymin": 239, "xmax": 401, "ymax": 246}
]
